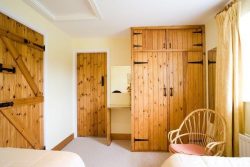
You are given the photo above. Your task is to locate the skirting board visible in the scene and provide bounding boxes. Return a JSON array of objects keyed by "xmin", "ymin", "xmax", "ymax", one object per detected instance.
[
  {"xmin": 52, "ymin": 133, "xmax": 74, "ymax": 151},
  {"xmin": 111, "ymin": 133, "xmax": 131, "ymax": 140}
]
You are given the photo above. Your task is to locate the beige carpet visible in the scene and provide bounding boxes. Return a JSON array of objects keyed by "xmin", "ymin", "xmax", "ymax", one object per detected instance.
[{"xmin": 63, "ymin": 137, "xmax": 170, "ymax": 167}]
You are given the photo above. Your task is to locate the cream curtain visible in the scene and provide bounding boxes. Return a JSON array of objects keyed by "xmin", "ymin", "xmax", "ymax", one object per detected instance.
[{"xmin": 215, "ymin": 1, "xmax": 244, "ymax": 157}]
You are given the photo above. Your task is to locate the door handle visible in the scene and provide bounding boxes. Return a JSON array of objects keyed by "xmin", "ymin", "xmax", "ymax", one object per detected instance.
[
  {"xmin": 170, "ymin": 87, "xmax": 173, "ymax": 97},
  {"xmin": 101, "ymin": 76, "xmax": 104, "ymax": 86},
  {"xmin": 163, "ymin": 86, "xmax": 167, "ymax": 97}
]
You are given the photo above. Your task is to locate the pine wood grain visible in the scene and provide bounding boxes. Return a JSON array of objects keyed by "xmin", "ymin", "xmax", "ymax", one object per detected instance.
[
  {"xmin": 131, "ymin": 25, "xmax": 205, "ymax": 151},
  {"xmin": 0, "ymin": 12, "xmax": 44, "ymax": 149},
  {"xmin": 77, "ymin": 52, "xmax": 107, "ymax": 137}
]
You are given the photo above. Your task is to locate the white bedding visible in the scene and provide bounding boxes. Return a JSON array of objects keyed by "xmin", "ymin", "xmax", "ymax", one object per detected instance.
[
  {"xmin": 0, "ymin": 148, "xmax": 85, "ymax": 167},
  {"xmin": 162, "ymin": 154, "xmax": 250, "ymax": 167}
]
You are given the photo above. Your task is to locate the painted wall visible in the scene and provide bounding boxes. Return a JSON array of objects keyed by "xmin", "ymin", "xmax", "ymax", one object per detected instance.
[
  {"xmin": 72, "ymin": 37, "xmax": 131, "ymax": 134},
  {"xmin": 205, "ymin": 17, "xmax": 218, "ymax": 107},
  {"xmin": 241, "ymin": 0, "xmax": 250, "ymax": 134},
  {"xmin": 0, "ymin": 0, "xmax": 74, "ymax": 149},
  {"xmin": 205, "ymin": 17, "xmax": 217, "ymax": 52}
]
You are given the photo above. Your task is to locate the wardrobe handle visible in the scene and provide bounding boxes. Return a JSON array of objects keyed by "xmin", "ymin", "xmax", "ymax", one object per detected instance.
[
  {"xmin": 163, "ymin": 43, "xmax": 166, "ymax": 49},
  {"xmin": 163, "ymin": 86, "xmax": 167, "ymax": 96},
  {"xmin": 170, "ymin": 87, "xmax": 173, "ymax": 96},
  {"xmin": 101, "ymin": 76, "xmax": 104, "ymax": 86}
]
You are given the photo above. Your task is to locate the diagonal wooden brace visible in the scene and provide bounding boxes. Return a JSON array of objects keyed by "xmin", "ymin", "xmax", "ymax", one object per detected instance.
[
  {"xmin": 0, "ymin": 109, "xmax": 42, "ymax": 149},
  {"xmin": 0, "ymin": 36, "xmax": 42, "ymax": 96}
]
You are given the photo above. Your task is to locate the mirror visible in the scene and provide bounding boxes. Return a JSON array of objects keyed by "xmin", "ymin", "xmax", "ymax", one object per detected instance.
[
  {"xmin": 110, "ymin": 66, "xmax": 131, "ymax": 107},
  {"xmin": 208, "ymin": 48, "xmax": 216, "ymax": 110},
  {"xmin": 111, "ymin": 66, "xmax": 131, "ymax": 93}
]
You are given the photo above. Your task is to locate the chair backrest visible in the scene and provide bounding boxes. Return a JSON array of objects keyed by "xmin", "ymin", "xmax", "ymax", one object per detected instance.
[{"xmin": 176, "ymin": 109, "xmax": 226, "ymax": 147}]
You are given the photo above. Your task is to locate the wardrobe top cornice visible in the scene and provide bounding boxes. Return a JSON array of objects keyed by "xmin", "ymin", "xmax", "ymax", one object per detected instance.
[{"xmin": 131, "ymin": 25, "xmax": 205, "ymax": 30}]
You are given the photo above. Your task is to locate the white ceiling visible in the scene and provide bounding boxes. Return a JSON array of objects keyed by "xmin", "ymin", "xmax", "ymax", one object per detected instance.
[{"xmin": 24, "ymin": 0, "xmax": 229, "ymax": 38}]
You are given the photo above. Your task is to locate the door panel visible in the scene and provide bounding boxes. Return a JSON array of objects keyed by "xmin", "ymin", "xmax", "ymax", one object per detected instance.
[
  {"xmin": 132, "ymin": 30, "xmax": 166, "ymax": 51},
  {"xmin": 169, "ymin": 52, "xmax": 185, "ymax": 130},
  {"xmin": 184, "ymin": 52, "xmax": 204, "ymax": 115},
  {"xmin": 132, "ymin": 52, "xmax": 169, "ymax": 151},
  {"xmin": 0, "ymin": 12, "xmax": 44, "ymax": 149},
  {"xmin": 77, "ymin": 53, "xmax": 107, "ymax": 137}
]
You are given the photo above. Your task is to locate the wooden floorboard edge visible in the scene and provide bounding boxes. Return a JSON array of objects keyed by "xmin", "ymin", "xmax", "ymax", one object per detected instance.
[
  {"xmin": 52, "ymin": 133, "xmax": 74, "ymax": 151},
  {"xmin": 111, "ymin": 133, "xmax": 131, "ymax": 140}
]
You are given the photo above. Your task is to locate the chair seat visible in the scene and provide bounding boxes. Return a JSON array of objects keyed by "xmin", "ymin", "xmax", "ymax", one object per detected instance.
[{"xmin": 169, "ymin": 144, "xmax": 206, "ymax": 156}]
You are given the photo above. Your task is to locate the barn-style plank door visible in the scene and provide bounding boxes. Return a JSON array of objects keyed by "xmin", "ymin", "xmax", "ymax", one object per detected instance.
[
  {"xmin": 77, "ymin": 52, "xmax": 107, "ymax": 137},
  {"xmin": 0, "ymin": 13, "xmax": 44, "ymax": 149},
  {"xmin": 131, "ymin": 26, "xmax": 205, "ymax": 151}
]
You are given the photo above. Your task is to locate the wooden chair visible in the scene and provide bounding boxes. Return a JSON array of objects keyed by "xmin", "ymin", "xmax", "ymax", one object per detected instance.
[{"xmin": 168, "ymin": 109, "xmax": 226, "ymax": 156}]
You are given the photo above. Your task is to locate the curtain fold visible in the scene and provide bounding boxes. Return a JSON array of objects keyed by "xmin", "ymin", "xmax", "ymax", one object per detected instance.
[{"xmin": 215, "ymin": 1, "xmax": 244, "ymax": 157}]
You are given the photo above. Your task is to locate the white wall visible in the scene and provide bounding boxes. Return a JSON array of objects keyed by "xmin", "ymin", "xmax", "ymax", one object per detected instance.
[
  {"xmin": 0, "ymin": 0, "xmax": 74, "ymax": 150},
  {"xmin": 205, "ymin": 17, "xmax": 218, "ymax": 108},
  {"xmin": 241, "ymin": 0, "xmax": 250, "ymax": 134},
  {"xmin": 205, "ymin": 17, "xmax": 217, "ymax": 52},
  {"xmin": 72, "ymin": 37, "xmax": 131, "ymax": 135}
]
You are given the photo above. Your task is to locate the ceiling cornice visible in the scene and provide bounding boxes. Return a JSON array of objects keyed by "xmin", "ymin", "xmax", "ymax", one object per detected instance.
[{"xmin": 23, "ymin": 0, "xmax": 102, "ymax": 21}]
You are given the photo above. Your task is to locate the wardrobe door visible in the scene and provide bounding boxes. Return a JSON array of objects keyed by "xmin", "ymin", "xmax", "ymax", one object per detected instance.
[
  {"xmin": 132, "ymin": 29, "xmax": 166, "ymax": 51},
  {"xmin": 143, "ymin": 30, "xmax": 166, "ymax": 50},
  {"xmin": 132, "ymin": 52, "xmax": 169, "ymax": 151},
  {"xmin": 168, "ymin": 52, "xmax": 185, "ymax": 130},
  {"xmin": 132, "ymin": 52, "xmax": 149, "ymax": 151},
  {"xmin": 184, "ymin": 52, "xmax": 204, "ymax": 115}
]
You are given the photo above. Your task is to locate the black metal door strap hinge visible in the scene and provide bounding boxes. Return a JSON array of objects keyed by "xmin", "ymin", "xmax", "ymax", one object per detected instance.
[
  {"xmin": 134, "ymin": 138, "xmax": 149, "ymax": 142},
  {"xmin": 133, "ymin": 44, "xmax": 142, "ymax": 48},
  {"xmin": 188, "ymin": 60, "xmax": 203, "ymax": 64},
  {"xmin": 0, "ymin": 64, "xmax": 16, "ymax": 73},
  {"xmin": 134, "ymin": 61, "xmax": 148, "ymax": 64},
  {"xmin": 193, "ymin": 44, "xmax": 203, "ymax": 47},
  {"xmin": 208, "ymin": 60, "xmax": 216, "ymax": 64},
  {"xmin": 0, "ymin": 101, "xmax": 14, "ymax": 108},
  {"xmin": 24, "ymin": 39, "xmax": 45, "ymax": 51},
  {"xmin": 133, "ymin": 32, "xmax": 142, "ymax": 35},
  {"xmin": 192, "ymin": 30, "xmax": 203, "ymax": 34}
]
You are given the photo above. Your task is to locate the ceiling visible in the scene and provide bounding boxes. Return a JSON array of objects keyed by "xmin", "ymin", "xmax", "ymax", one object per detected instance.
[{"xmin": 23, "ymin": 0, "xmax": 229, "ymax": 38}]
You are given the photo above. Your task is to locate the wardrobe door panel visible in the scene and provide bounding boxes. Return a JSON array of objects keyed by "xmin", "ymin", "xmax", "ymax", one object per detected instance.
[
  {"xmin": 143, "ymin": 30, "xmax": 166, "ymax": 50},
  {"xmin": 132, "ymin": 52, "xmax": 169, "ymax": 151},
  {"xmin": 132, "ymin": 52, "xmax": 149, "ymax": 150},
  {"xmin": 169, "ymin": 52, "xmax": 185, "ymax": 130},
  {"xmin": 132, "ymin": 30, "xmax": 143, "ymax": 51},
  {"xmin": 157, "ymin": 52, "xmax": 169, "ymax": 150},
  {"xmin": 184, "ymin": 52, "xmax": 204, "ymax": 115},
  {"xmin": 191, "ymin": 28, "xmax": 203, "ymax": 52}
]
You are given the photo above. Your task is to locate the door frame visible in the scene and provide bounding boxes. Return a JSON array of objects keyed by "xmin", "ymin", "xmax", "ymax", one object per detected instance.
[{"xmin": 73, "ymin": 49, "xmax": 110, "ymax": 137}]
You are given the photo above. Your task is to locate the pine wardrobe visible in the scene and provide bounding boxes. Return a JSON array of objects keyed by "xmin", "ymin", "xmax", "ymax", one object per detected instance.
[{"xmin": 131, "ymin": 26, "xmax": 206, "ymax": 151}]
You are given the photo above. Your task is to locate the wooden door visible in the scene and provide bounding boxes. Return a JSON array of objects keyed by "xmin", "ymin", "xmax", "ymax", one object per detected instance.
[
  {"xmin": 184, "ymin": 52, "xmax": 204, "ymax": 115},
  {"xmin": 0, "ymin": 13, "xmax": 44, "ymax": 149},
  {"xmin": 168, "ymin": 52, "xmax": 185, "ymax": 130},
  {"xmin": 132, "ymin": 52, "xmax": 169, "ymax": 151},
  {"xmin": 77, "ymin": 52, "xmax": 107, "ymax": 137}
]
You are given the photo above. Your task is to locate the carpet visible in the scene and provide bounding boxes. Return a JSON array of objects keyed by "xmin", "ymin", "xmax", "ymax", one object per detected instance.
[{"xmin": 63, "ymin": 137, "xmax": 170, "ymax": 167}]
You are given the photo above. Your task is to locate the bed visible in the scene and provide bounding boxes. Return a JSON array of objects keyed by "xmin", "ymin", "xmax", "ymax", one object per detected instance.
[
  {"xmin": 162, "ymin": 153, "xmax": 250, "ymax": 167},
  {"xmin": 0, "ymin": 148, "xmax": 85, "ymax": 167}
]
